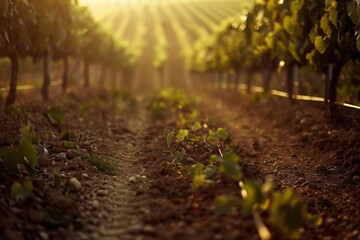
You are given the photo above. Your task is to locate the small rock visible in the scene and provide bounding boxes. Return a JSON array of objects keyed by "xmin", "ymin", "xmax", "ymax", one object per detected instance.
[
  {"xmin": 141, "ymin": 175, "xmax": 147, "ymax": 179},
  {"xmin": 29, "ymin": 209, "xmax": 43, "ymax": 223},
  {"xmin": 128, "ymin": 224, "xmax": 142, "ymax": 233},
  {"xmin": 326, "ymin": 218, "xmax": 336, "ymax": 224},
  {"xmin": 81, "ymin": 173, "xmax": 89, "ymax": 178},
  {"xmin": 42, "ymin": 169, "xmax": 50, "ymax": 177},
  {"xmin": 97, "ymin": 189, "xmax": 108, "ymax": 197},
  {"xmin": 140, "ymin": 225, "xmax": 156, "ymax": 235},
  {"xmin": 39, "ymin": 231, "xmax": 49, "ymax": 240},
  {"xmin": 90, "ymin": 200, "xmax": 99, "ymax": 209},
  {"xmin": 353, "ymin": 175, "xmax": 360, "ymax": 182},
  {"xmin": 316, "ymin": 165, "xmax": 327, "ymax": 173},
  {"xmin": 57, "ymin": 152, "xmax": 67, "ymax": 161},
  {"xmin": 128, "ymin": 176, "xmax": 136, "ymax": 183},
  {"xmin": 66, "ymin": 150, "xmax": 76, "ymax": 160},
  {"xmin": 68, "ymin": 178, "xmax": 82, "ymax": 192},
  {"xmin": 35, "ymin": 144, "xmax": 49, "ymax": 157}
]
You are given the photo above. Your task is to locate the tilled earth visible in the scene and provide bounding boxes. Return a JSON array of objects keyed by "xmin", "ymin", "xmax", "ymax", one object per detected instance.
[{"xmin": 0, "ymin": 89, "xmax": 359, "ymax": 240}]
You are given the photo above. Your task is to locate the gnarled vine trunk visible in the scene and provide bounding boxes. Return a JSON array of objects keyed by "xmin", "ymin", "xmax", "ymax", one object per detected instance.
[
  {"xmin": 286, "ymin": 63, "xmax": 299, "ymax": 103},
  {"xmin": 326, "ymin": 63, "xmax": 342, "ymax": 118},
  {"xmin": 233, "ymin": 69, "xmax": 240, "ymax": 91},
  {"xmin": 41, "ymin": 49, "xmax": 52, "ymax": 101},
  {"xmin": 62, "ymin": 57, "xmax": 69, "ymax": 94},
  {"xmin": 5, "ymin": 53, "xmax": 19, "ymax": 105},
  {"xmin": 84, "ymin": 62, "xmax": 90, "ymax": 88},
  {"xmin": 262, "ymin": 65, "xmax": 273, "ymax": 93},
  {"xmin": 246, "ymin": 72, "xmax": 253, "ymax": 94}
]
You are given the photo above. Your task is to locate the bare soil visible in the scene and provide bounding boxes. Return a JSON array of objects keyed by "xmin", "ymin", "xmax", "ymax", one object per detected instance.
[{"xmin": 0, "ymin": 88, "xmax": 359, "ymax": 240}]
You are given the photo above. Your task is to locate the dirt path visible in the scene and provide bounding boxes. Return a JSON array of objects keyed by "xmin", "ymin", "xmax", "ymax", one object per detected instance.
[{"xmin": 67, "ymin": 101, "xmax": 152, "ymax": 240}]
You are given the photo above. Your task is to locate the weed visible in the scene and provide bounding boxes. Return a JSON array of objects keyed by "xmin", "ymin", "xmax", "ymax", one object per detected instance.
[{"xmin": 88, "ymin": 153, "xmax": 116, "ymax": 176}]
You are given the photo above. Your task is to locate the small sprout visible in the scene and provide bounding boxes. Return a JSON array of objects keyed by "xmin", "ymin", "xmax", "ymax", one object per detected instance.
[
  {"xmin": 176, "ymin": 129, "xmax": 189, "ymax": 142},
  {"xmin": 189, "ymin": 163, "xmax": 210, "ymax": 190},
  {"xmin": 242, "ymin": 180, "xmax": 266, "ymax": 215},
  {"xmin": 171, "ymin": 148, "xmax": 186, "ymax": 162},
  {"xmin": 218, "ymin": 152, "xmax": 242, "ymax": 181},
  {"xmin": 214, "ymin": 195, "xmax": 241, "ymax": 215},
  {"xmin": 166, "ymin": 131, "xmax": 175, "ymax": 148},
  {"xmin": 11, "ymin": 178, "xmax": 33, "ymax": 201},
  {"xmin": 46, "ymin": 106, "xmax": 65, "ymax": 129},
  {"xmin": 216, "ymin": 128, "xmax": 229, "ymax": 140},
  {"xmin": 54, "ymin": 167, "xmax": 62, "ymax": 191},
  {"xmin": 20, "ymin": 126, "xmax": 40, "ymax": 145},
  {"xmin": 269, "ymin": 188, "xmax": 322, "ymax": 239}
]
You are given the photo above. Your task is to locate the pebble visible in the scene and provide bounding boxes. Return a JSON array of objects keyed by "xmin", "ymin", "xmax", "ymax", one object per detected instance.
[
  {"xmin": 140, "ymin": 225, "xmax": 156, "ymax": 235},
  {"xmin": 39, "ymin": 231, "xmax": 49, "ymax": 240},
  {"xmin": 66, "ymin": 150, "xmax": 76, "ymax": 160},
  {"xmin": 353, "ymin": 176, "xmax": 360, "ymax": 182},
  {"xmin": 57, "ymin": 152, "xmax": 67, "ymax": 161},
  {"xmin": 97, "ymin": 189, "xmax": 108, "ymax": 197},
  {"xmin": 128, "ymin": 176, "xmax": 136, "ymax": 183},
  {"xmin": 69, "ymin": 178, "xmax": 82, "ymax": 192},
  {"xmin": 316, "ymin": 165, "xmax": 327, "ymax": 173},
  {"xmin": 82, "ymin": 173, "xmax": 89, "ymax": 178},
  {"xmin": 90, "ymin": 200, "xmax": 100, "ymax": 209},
  {"xmin": 141, "ymin": 175, "xmax": 147, "ymax": 179},
  {"xmin": 326, "ymin": 218, "xmax": 336, "ymax": 224},
  {"xmin": 35, "ymin": 144, "xmax": 49, "ymax": 157}
]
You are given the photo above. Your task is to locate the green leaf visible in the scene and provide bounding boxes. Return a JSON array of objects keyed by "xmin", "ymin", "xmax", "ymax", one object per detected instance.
[
  {"xmin": 289, "ymin": 41, "xmax": 301, "ymax": 62},
  {"xmin": 207, "ymin": 130, "xmax": 217, "ymax": 142},
  {"xmin": 191, "ymin": 121, "xmax": 202, "ymax": 131},
  {"xmin": 320, "ymin": 15, "xmax": 332, "ymax": 38},
  {"xmin": 11, "ymin": 178, "xmax": 33, "ymax": 201},
  {"xmin": 214, "ymin": 195, "xmax": 241, "ymax": 215},
  {"xmin": 283, "ymin": 16, "xmax": 294, "ymax": 35},
  {"xmin": 189, "ymin": 163, "xmax": 205, "ymax": 190},
  {"xmin": 166, "ymin": 131, "xmax": 175, "ymax": 148},
  {"xmin": 19, "ymin": 139, "xmax": 38, "ymax": 167},
  {"xmin": 44, "ymin": 207, "xmax": 74, "ymax": 228},
  {"xmin": 347, "ymin": 1, "xmax": 360, "ymax": 25},
  {"xmin": 172, "ymin": 148, "xmax": 185, "ymax": 162},
  {"xmin": 269, "ymin": 188, "xmax": 321, "ymax": 238},
  {"xmin": 4, "ymin": 105, "xmax": 28, "ymax": 124},
  {"xmin": 176, "ymin": 129, "xmax": 189, "ymax": 142},
  {"xmin": 54, "ymin": 167, "xmax": 62, "ymax": 191},
  {"xmin": 0, "ymin": 147, "xmax": 22, "ymax": 173},
  {"xmin": 291, "ymin": 0, "xmax": 304, "ymax": 17},
  {"xmin": 204, "ymin": 166, "xmax": 217, "ymax": 178},
  {"xmin": 219, "ymin": 152, "xmax": 242, "ymax": 181},
  {"xmin": 47, "ymin": 106, "xmax": 65, "ymax": 128},
  {"xmin": 216, "ymin": 128, "xmax": 229, "ymax": 140},
  {"xmin": 20, "ymin": 126, "xmax": 40, "ymax": 144},
  {"xmin": 328, "ymin": 2, "xmax": 338, "ymax": 27},
  {"xmin": 315, "ymin": 36, "xmax": 327, "ymax": 54},
  {"xmin": 242, "ymin": 180, "xmax": 266, "ymax": 215}
]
